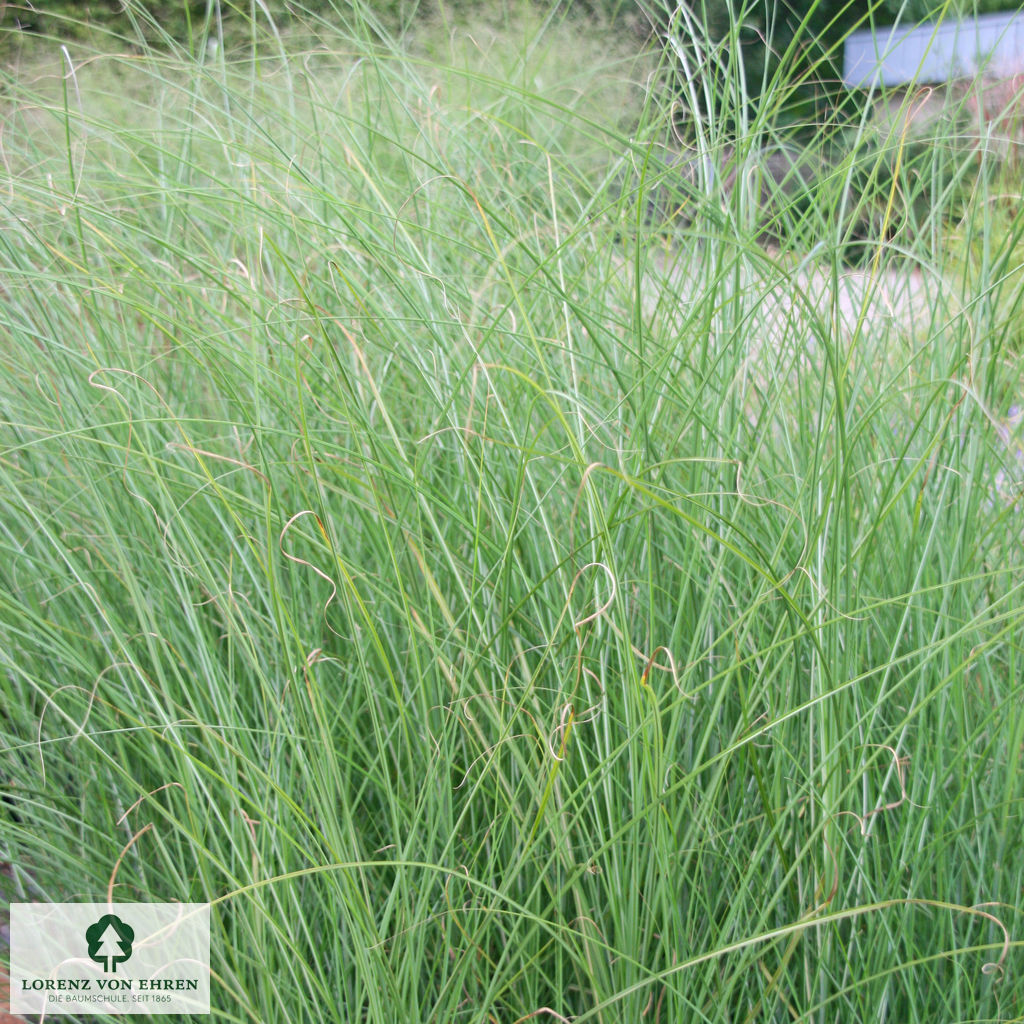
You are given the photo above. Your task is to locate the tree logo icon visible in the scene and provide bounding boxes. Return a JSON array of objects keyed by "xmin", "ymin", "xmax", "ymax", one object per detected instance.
[{"xmin": 85, "ymin": 914, "xmax": 135, "ymax": 973}]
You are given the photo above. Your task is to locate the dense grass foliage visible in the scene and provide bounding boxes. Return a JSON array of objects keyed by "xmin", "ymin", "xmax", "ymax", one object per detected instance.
[{"xmin": 1, "ymin": 3, "xmax": 1023, "ymax": 1021}]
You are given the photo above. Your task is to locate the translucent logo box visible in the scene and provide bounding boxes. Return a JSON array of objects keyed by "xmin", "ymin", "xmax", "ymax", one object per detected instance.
[{"xmin": 10, "ymin": 903, "xmax": 210, "ymax": 1015}]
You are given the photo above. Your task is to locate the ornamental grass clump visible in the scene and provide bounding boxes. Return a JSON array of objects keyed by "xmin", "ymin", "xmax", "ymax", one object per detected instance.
[{"xmin": 1, "ymin": 2, "xmax": 1022, "ymax": 1022}]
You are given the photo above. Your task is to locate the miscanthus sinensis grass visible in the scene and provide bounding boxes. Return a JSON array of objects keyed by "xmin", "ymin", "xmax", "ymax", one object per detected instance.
[{"xmin": 1, "ymin": 2, "xmax": 1022, "ymax": 1021}]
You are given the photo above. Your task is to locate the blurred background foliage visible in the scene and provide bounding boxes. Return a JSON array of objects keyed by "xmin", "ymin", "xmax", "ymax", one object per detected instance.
[
  {"xmin": 2, "ymin": 1, "xmax": 1017, "ymax": 54},
  {"xmin": 3, "ymin": 1, "xmax": 1017, "ymax": 129}
]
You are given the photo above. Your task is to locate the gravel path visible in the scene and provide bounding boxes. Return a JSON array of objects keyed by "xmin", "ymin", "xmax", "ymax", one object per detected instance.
[
  {"xmin": 620, "ymin": 244, "xmax": 942, "ymax": 348},
  {"xmin": 612, "ymin": 242, "xmax": 1024, "ymax": 510}
]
